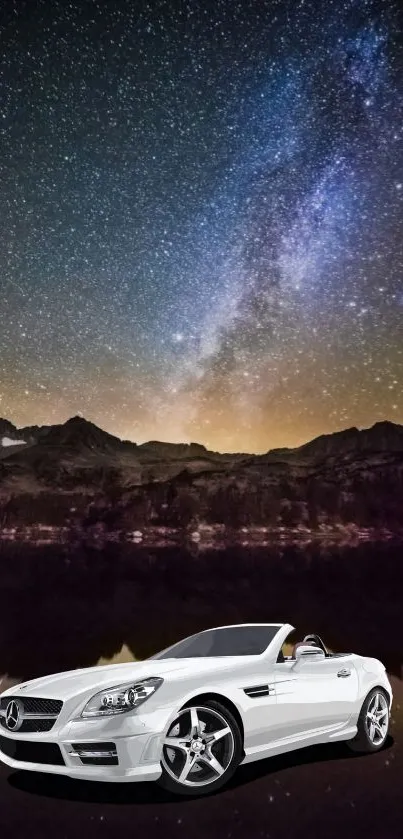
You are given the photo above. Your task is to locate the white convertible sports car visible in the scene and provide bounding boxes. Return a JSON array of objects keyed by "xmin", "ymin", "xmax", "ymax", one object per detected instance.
[{"xmin": 0, "ymin": 623, "xmax": 393, "ymax": 796}]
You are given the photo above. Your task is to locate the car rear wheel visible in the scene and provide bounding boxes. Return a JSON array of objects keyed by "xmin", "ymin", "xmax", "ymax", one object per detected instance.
[
  {"xmin": 158, "ymin": 700, "xmax": 243, "ymax": 796},
  {"xmin": 346, "ymin": 688, "xmax": 390, "ymax": 753}
]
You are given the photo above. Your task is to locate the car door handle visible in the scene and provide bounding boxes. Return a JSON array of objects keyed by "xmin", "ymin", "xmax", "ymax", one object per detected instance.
[{"xmin": 337, "ymin": 668, "xmax": 351, "ymax": 677}]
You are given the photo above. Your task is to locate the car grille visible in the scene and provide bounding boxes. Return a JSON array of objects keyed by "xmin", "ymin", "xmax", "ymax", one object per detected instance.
[
  {"xmin": 0, "ymin": 735, "xmax": 65, "ymax": 765},
  {"xmin": 0, "ymin": 696, "xmax": 63, "ymax": 733},
  {"xmin": 0, "ymin": 697, "xmax": 63, "ymax": 715},
  {"xmin": 0, "ymin": 718, "xmax": 56, "ymax": 733}
]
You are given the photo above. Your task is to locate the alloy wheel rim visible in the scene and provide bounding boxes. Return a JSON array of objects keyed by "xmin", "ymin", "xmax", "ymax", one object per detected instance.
[
  {"xmin": 161, "ymin": 705, "xmax": 235, "ymax": 787},
  {"xmin": 365, "ymin": 692, "xmax": 389, "ymax": 745}
]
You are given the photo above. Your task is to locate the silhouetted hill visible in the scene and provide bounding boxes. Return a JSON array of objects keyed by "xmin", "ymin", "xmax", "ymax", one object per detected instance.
[
  {"xmin": 39, "ymin": 415, "xmax": 129, "ymax": 453},
  {"xmin": 292, "ymin": 421, "xmax": 403, "ymax": 460},
  {"xmin": 1, "ymin": 416, "xmax": 403, "ymax": 537},
  {"xmin": 137, "ymin": 440, "xmax": 210, "ymax": 460},
  {"xmin": 0, "ymin": 419, "xmax": 18, "ymax": 439}
]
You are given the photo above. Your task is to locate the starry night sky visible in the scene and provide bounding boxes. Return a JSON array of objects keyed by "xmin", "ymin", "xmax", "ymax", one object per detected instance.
[{"xmin": 1, "ymin": 0, "xmax": 402, "ymax": 453}]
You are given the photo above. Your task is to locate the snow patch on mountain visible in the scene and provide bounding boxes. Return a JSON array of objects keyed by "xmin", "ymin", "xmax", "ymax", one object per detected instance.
[{"xmin": 1, "ymin": 436, "xmax": 27, "ymax": 447}]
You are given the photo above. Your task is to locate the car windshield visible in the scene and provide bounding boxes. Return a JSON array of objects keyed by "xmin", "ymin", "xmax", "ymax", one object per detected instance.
[{"xmin": 149, "ymin": 625, "xmax": 280, "ymax": 659}]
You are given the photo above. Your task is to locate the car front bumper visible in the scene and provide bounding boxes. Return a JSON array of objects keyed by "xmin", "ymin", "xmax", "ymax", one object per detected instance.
[{"xmin": 0, "ymin": 709, "xmax": 168, "ymax": 782}]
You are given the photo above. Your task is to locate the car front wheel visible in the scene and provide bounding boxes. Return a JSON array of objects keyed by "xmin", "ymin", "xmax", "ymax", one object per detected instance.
[
  {"xmin": 158, "ymin": 700, "xmax": 243, "ymax": 796},
  {"xmin": 347, "ymin": 688, "xmax": 390, "ymax": 753}
]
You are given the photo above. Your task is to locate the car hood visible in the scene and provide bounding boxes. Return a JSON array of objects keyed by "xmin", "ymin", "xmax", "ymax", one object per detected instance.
[{"xmin": 3, "ymin": 656, "xmax": 259, "ymax": 701}]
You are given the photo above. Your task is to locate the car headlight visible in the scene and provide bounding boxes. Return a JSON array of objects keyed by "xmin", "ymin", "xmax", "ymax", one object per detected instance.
[{"xmin": 81, "ymin": 677, "xmax": 163, "ymax": 718}]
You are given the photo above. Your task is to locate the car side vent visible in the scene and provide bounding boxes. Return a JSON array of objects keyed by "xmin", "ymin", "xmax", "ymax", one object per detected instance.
[{"xmin": 243, "ymin": 684, "xmax": 271, "ymax": 698}]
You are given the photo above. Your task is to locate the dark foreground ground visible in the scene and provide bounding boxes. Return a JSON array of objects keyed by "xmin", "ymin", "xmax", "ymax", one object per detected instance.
[{"xmin": 0, "ymin": 677, "xmax": 402, "ymax": 839}]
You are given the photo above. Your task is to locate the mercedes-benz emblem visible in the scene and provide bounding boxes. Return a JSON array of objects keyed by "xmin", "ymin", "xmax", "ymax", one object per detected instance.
[{"xmin": 5, "ymin": 699, "xmax": 23, "ymax": 732}]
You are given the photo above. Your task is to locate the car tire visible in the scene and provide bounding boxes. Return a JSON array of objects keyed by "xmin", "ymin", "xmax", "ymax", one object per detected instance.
[
  {"xmin": 157, "ymin": 700, "xmax": 243, "ymax": 796},
  {"xmin": 346, "ymin": 687, "xmax": 390, "ymax": 754}
]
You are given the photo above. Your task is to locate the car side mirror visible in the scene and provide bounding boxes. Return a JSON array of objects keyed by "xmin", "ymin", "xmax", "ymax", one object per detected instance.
[{"xmin": 294, "ymin": 645, "xmax": 325, "ymax": 664}]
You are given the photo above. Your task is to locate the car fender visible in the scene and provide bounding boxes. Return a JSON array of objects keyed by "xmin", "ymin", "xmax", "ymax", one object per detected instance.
[
  {"xmin": 351, "ymin": 656, "xmax": 393, "ymax": 721},
  {"xmin": 159, "ymin": 681, "xmax": 246, "ymax": 737}
]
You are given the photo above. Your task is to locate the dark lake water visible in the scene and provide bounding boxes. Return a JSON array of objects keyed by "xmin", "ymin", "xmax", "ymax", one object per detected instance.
[
  {"xmin": 2, "ymin": 539, "xmax": 403, "ymax": 839},
  {"xmin": 1, "ymin": 540, "xmax": 403, "ymax": 684}
]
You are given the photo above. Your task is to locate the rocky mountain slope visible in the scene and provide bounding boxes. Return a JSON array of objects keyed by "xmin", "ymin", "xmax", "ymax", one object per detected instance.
[{"xmin": 1, "ymin": 416, "xmax": 403, "ymax": 534}]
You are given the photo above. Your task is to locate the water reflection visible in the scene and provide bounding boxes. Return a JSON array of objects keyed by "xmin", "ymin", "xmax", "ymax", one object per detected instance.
[{"xmin": 0, "ymin": 540, "xmax": 402, "ymax": 684}]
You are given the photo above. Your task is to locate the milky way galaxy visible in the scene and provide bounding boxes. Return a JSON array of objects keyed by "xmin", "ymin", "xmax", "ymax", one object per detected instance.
[{"xmin": 1, "ymin": 0, "xmax": 402, "ymax": 452}]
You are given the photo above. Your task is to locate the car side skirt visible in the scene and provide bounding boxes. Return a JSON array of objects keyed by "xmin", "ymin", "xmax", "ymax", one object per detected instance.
[{"xmin": 240, "ymin": 724, "xmax": 358, "ymax": 765}]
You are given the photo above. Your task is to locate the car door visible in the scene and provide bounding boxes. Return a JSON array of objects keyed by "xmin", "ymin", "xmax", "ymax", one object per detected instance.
[{"xmin": 272, "ymin": 654, "xmax": 359, "ymax": 741}]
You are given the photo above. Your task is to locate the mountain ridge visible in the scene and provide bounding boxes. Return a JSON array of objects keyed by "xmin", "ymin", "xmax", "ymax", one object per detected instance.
[
  {"xmin": 2, "ymin": 414, "xmax": 402, "ymax": 459},
  {"xmin": 1, "ymin": 415, "xmax": 403, "ymax": 537}
]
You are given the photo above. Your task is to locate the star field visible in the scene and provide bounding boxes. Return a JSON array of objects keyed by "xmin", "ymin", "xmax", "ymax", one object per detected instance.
[{"xmin": 0, "ymin": 0, "xmax": 402, "ymax": 452}]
